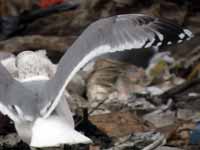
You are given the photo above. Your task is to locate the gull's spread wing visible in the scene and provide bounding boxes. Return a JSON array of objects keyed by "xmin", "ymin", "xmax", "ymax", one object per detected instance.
[{"xmin": 41, "ymin": 14, "xmax": 193, "ymax": 117}]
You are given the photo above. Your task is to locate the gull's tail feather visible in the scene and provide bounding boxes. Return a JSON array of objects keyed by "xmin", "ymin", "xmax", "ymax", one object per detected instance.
[
  {"xmin": 30, "ymin": 116, "xmax": 92, "ymax": 147},
  {"xmin": 66, "ymin": 129, "xmax": 92, "ymax": 145}
]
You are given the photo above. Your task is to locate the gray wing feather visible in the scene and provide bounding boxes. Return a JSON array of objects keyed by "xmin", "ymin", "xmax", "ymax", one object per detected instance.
[
  {"xmin": 41, "ymin": 14, "xmax": 193, "ymax": 117},
  {"xmin": 0, "ymin": 62, "xmax": 38, "ymax": 122}
]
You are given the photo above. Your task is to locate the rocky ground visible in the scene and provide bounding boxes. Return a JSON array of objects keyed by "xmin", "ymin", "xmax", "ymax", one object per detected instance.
[{"xmin": 0, "ymin": 0, "xmax": 200, "ymax": 150}]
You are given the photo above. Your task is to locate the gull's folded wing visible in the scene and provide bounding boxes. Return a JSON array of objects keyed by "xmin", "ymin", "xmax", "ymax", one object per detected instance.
[
  {"xmin": 41, "ymin": 14, "xmax": 193, "ymax": 117},
  {"xmin": 0, "ymin": 62, "xmax": 38, "ymax": 122}
]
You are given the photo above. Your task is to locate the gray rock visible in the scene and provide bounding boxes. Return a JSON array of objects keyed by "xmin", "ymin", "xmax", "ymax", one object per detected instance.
[
  {"xmin": 67, "ymin": 73, "xmax": 86, "ymax": 96},
  {"xmin": 16, "ymin": 50, "xmax": 56, "ymax": 80},
  {"xmin": 0, "ymin": 133, "xmax": 20, "ymax": 146},
  {"xmin": 177, "ymin": 109, "xmax": 196, "ymax": 121},
  {"xmin": 0, "ymin": 51, "xmax": 18, "ymax": 78},
  {"xmin": 143, "ymin": 110, "xmax": 176, "ymax": 128}
]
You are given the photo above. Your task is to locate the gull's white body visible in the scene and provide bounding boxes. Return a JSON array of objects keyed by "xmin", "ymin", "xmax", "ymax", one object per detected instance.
[
  {"xmin": 31, "ymin": 115, "xmax": 91, "ymax": 147},
  {"xmin": 17, "ymin": 76, "xmax": 91, "ymax": 147}
]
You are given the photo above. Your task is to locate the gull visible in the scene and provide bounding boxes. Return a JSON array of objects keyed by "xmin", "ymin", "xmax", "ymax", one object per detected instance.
[{"xmin": 0, "ymin": 14, "xmax": 193, "ymax": 148}]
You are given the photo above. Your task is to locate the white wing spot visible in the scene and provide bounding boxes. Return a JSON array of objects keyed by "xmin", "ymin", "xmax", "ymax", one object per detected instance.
[
  {"xmin": 179, "ymin": 33, "xmax": 185, "ymax": 39},
  {"xmin": 183, "ymin": 29, "xmax": 193, "ymax": 37},
  {"xmin": 157, "ymin": 33, "xmax": 164, "ymax": 41},
  {"xmin": 167, "ymin": 41, "xmax": 172, "ymax": 45},
  {"xmin": 187, "ymin": 37, "xmax": 192, "ymax": 41},
  {"xmin": 178, "ymin": 40, "xmax": 183, "ymax": 43},
  {"xmin": 145, "ymin": 38, "xmax": 155, "ymax": 48},
  {"xmin": 156, "ymin": 42, "xmax": 162, "ymax": 47}
]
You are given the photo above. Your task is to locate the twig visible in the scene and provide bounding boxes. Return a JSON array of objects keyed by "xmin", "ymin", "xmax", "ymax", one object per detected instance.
[
  {"xmin": 88, "ymin": 98, "xmax": 108, "ymax": 115},
  {"xmin": 75, "ymin": 97, "xmax": 108, "ymax": 127}
]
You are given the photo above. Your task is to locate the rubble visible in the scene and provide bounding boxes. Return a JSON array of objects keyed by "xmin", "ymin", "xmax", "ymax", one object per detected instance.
[{"xmin": 0, "ymin": 0, "xmax": 200, "ymax": 150}]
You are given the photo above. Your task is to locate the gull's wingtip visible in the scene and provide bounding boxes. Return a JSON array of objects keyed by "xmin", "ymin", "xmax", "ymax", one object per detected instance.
[{"xmin": 67, "ymin": 130, "xmax": 92, "ymax": 145}]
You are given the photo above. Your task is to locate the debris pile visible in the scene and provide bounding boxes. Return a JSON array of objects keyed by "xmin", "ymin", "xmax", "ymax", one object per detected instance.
[{"xmin": 0, "ymin": 0, "xmax": 200, "ymax": 150}]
